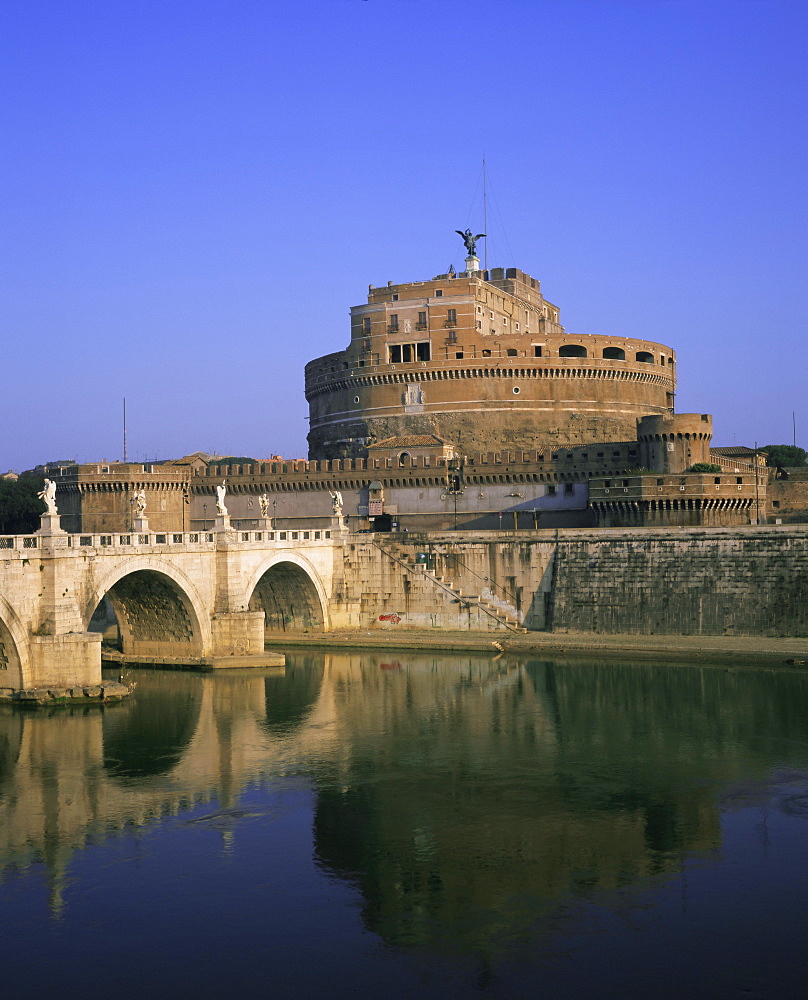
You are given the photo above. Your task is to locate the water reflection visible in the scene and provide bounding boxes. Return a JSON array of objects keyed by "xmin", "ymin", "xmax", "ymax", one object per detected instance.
[
  {"xmin": 263, "ymin": 655, "xmax": 324, "ymax": 734},
  {"xmin": 0, "ymin": 653, "xmax": 807, "ymax": 971},
  {"xmin": 102, "ymin": 671, "xmax": 203, "ymax": 779}
]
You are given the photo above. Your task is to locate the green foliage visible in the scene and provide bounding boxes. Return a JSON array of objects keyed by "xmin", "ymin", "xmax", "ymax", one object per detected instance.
[
  {"xmin": 688, "ymin": 463, "xmax": 723, "ymax": 473},
  {"xmin": 206, "ymin": 456, "xmax": 259, "ymax": 467},
  {"xmin": 762, "ymin": 445, "xmax": 807, "ymax": 468},
  {"xmin": 0, "ymin": 474, "xmax": 45, "ymax": 534}
]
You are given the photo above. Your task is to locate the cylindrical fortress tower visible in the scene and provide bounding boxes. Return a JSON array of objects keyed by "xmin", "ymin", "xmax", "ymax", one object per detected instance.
[
  {"xmin": 305, "ymin": 265, "xmax": 677, "ymax": 459},
  {"xmin": 637, "ymin": 413, "xmax": 713, "ymax": 473}
]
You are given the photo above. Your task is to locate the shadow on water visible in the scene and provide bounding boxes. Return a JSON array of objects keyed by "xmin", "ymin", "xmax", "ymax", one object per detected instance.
[
  {"xmin": 0, "ymin": 707, "xmax": 23, "ymax": 794},
  {"xmin": 263, "ymin": 654, "xmax": 324, "ymax": 735},
  {"xmin": 101, "ymin": 671, "xmax": 204, "ymax": 780}
]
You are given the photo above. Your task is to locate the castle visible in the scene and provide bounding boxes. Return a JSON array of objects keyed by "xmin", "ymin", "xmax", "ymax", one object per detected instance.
[{"xmin": 51, "ymin": 243, "xmax": 769, "ymax": 532}]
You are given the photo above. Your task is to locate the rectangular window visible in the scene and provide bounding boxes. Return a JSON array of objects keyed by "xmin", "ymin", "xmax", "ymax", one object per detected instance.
[
  {"xmin": 389, "ymin": 345, "xmax": 401, "ymax": 363},
  {"xmin": 389, "ymin": 314, "xmax": 398, "ymax": 330},
  {"xmin": 447, "ymin": 309, "xmax": 456, "ymax": 324},
  {"xmin": 455, "ymin": 351, "xmax": 464, "ymax": 359},
  {"xmin": 534, "ymin": 346, "xmax": 542, "ymax": 357},
  {"xmin": 435, "ymin": 289, "xmax": 443, "ymax": 297},
  {"xmin": 418, "ymin": 311, "xmax": 426, "ymax": 326},
  {"xmin": 402, "ymin": 344, "xmax": 412, "ymax": 362},
  {"xmin": 547, "ymin": 484, "xmax": 557, "ymax": 495},
  {"xmin": 564, "ymin": 483, "xmax": 574, "ymax": 495},
  {"xmin": 362, "ymin": 317, "xmax": 371, "ymax": 332},
  {"xmin": 416, "ymin": 342, "xmax": 431, "ymax": 361},
  {"xmin": 392, "ymin": 294, "xmax": 398, "ymax": 301}
]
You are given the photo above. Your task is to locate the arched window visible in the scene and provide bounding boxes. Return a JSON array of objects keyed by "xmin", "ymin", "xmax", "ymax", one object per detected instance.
[
  {"xmin": 635, "ymin": 351, "xmax": 654, "ymax": 363},
  {"xmin": 602, "ymin": 347, "xmax": 625, "ymax": 360},
  {"xmin": 559, "ymin": 344, "xmax": 587, "ymax": 358},
  {"xmin": 398, "ymin": 452, "xmax": 410, "ymax": 467}
]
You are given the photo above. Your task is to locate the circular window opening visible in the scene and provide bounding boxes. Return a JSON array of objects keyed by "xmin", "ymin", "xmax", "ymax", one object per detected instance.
[
  {"xmin": 353, "ymin": 395, "xmax": 360, "ymax": 404},
  {"xmin": 512, "ymin": 386, "xmax": 520, "ymax": 394}
]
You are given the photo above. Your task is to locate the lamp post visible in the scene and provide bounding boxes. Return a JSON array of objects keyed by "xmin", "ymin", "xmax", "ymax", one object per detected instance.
[{"xmin": 441, "ymin": 456, "xmax": 465, "ymax": 530}]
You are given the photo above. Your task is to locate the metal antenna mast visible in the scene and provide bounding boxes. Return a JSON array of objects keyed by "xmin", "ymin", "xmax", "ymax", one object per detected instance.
[
  {"xmin": 123, "ymin": 398, "xmax": 127, "ymax": 462},
  {"xmin": 482, "ymin": 157, "xmax": 488, "ymax": 270}
]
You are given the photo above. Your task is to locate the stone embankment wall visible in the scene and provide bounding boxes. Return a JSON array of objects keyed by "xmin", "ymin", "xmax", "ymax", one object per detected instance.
[
  {"xmin": 345, "ymin": 527, "xmax": 808, "ymax": 637},
  {"xmin": 548, "ymin": 528, "xmax": 808, "ymax": 636}
]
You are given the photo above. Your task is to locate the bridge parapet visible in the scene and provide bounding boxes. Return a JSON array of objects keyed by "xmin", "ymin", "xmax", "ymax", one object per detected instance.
[{"xmin": 0, "ymin": 526, "xmax": 344, "ymax": 559}]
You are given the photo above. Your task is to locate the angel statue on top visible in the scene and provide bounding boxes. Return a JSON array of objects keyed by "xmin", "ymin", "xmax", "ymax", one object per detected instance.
[
  {"xmin": 215, "ymin": 480, "xmax": 228, "ymax": 516},
  {"xmin": 38, "ymin": 479, "xmax": 58, "ymax": 515},
  {"xmin": 456, "ymin": 228, "xmax": 486, "ymax": 257}
]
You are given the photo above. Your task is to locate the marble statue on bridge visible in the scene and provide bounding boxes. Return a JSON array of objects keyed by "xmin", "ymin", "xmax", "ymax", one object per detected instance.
[
  {"xmin": 133, "ymin": 490, "xmax": 147, "ymax": 517},
  {"xmin": 330, "ymin": 490, "xmax": 343, "ymax": 516},
  {"xmin": 216, "ymin": 480, "xmax": 228, "ymax": 516},
  {"xmin": 38, "ymin": 479, "xmax": 58, "ymax": 515},
  {"xmin": 259, "ymin": 494, "xmax": 270, "ymax": 518}
]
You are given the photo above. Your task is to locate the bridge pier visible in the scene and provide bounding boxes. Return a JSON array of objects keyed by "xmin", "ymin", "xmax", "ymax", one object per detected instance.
[
  {"xmin": 210, "ymin": 611, "xmax": 266, "ymax": 657},
  {"xmin": 29, "ymin": 517, "xmax": 105, "ymax": 690}
]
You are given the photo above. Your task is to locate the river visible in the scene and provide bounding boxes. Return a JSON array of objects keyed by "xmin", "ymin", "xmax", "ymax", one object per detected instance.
[{"xmin": 2, "ymin": 651, "xmax": 808, "ymax": 999}]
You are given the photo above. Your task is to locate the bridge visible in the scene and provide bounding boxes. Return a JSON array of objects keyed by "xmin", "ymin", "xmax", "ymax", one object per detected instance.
[
  {"xmin": 0, "ymin": 516, "xmax": 354, "ymax": 695},
  {"xmin": 2, "ymin": 513, "xmax": 807, "ymax": 697}
]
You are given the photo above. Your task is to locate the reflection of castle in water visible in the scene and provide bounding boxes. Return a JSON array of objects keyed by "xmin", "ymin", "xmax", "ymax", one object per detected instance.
[{"xmin": 1, "ymin": 656, "xmax": 807, "ymax": 947}]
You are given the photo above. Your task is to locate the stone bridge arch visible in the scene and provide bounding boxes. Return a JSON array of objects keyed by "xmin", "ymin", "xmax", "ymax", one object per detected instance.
[
  {"xmin": 0, "ymin": 598, "xmax": 28, "ymax": 691},
  {"xmin": 85, "ymin": 559, "xmax": 212, "ymax": 658},
  {"xmin": 246, "ymin": 553, "xmax": 330, "ymax": 633}
]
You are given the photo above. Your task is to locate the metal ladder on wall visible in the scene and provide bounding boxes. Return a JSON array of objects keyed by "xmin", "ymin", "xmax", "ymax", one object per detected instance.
[{"xmin": 373, "ymin": 540, "xmax": 528, "ymax": 634}]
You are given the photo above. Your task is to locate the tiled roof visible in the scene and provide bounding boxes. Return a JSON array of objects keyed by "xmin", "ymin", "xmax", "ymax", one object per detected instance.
[{"xmin": 711, "ymin": 446, "xmax": 765, "ymax": 456}]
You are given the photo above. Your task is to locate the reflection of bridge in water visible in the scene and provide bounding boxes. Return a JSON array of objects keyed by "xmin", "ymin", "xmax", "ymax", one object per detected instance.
[{"xmin": 4, "ymin": 652, "xmax": 801, "ymax": 944}]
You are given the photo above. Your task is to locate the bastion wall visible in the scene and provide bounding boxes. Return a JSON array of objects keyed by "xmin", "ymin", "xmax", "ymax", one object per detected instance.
[{"xmin": 341, "ymin": 528, "xmax": 808, "ymax": 637}]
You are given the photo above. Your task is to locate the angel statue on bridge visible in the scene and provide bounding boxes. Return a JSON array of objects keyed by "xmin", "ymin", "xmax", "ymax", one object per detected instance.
[
  {"xmin": 455, "ymin": 228, "xmax": 486, "ymax": 257},
  {"xmin": 330, "ymin": 490, "xmax": 343, "ymax": 516},
  {"xmin": 258, "ymin": 494, "xmax": 270, "ymax": 518},
  {"xmin": 37, "ymin": 479, "xmax": 58, "ymax": 515},
  {"xmin": 215, "ymin": 480, "xmax": 228, "ymax": 516},
  {"xmin": 133, "ymin": 489, "xmax": 147, "ymax": 517}
]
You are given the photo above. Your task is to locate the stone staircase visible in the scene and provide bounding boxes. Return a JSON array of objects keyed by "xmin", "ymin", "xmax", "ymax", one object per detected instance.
[{"xmin": 374, "ymin": 541, "xmax": 528, "ymax": 633}]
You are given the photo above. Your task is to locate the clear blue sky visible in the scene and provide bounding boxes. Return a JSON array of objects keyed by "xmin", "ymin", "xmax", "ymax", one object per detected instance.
[{"xmin": 2, "ymin": 0, "xmax": 806, "ymax": 470}]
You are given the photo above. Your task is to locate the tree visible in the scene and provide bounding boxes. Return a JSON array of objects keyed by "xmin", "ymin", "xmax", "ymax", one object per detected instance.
[
  {"xmin": 689, "ymin": 463, "xmax": 723, "ymax": 473},
  {"xmin": 206, "ymin": 456, "xmax": 259, "ymax": 467},
  {"xmin": 762, "ymin": 445, "xmax": 807, "ymax": 468},
  {"xmin": 0, "ymin": 474, "xmax": 45, "ymax": 534}
]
